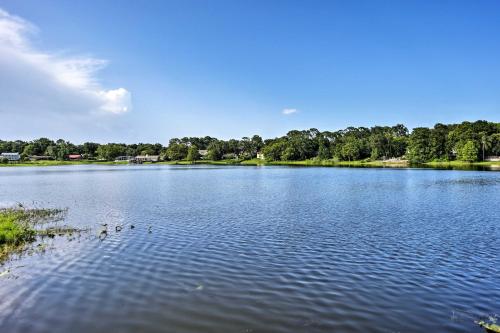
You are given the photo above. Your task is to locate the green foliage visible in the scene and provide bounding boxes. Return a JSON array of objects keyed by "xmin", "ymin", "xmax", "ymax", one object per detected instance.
[
  {"xmin": 341, "ymin": 136, "xmax": 362, "ymax": 161},
  {"xmin": 207, "ymin": 141, "xmax": 225, "ymax": 161},
  {"xmin": 407, "ymin": 127, "xmax": 432, "ymax": 163},
  {"xmin": 0, "ymin": 210, "xmax": 35, "ymax": 245},
  {"xmin": 96, "ymin": 144, "xmax": 127, "ymax": 160},
  {"xmin": 457, "ymin": 140, "xmax": 478, "ymax": 162},
  {"xmin": 317, "ymin": 137, "xmax": 331, "ymax": 160},
  {"xmin": 186, "ymin": 145, "xmax": 200, "ymax": 162},
  {"xmin": 165, "ymin": 143, "xmax": 188, "ymax": 161},
  {"xmin": 0, "ymin": 120, "xmax": 498, "ymax": 164}
]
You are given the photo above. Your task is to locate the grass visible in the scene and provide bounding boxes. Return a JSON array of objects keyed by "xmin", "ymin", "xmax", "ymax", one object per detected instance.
[
  {"xmin": 1, "ymin": 158, "xmax": 499, "ymax": 169},
  {"xmin": 424, "ymin": 160, "xmax": 500, "ymax": 167},
  {"xmin": 0, "ymin": 160, "xmax": 128, "ymax": 167},
  {"xmin": 215, "ymin": 158, "xmax": 411, "ymax": 168},
  {"xmin": 0, "ymin": 210, "xmax": 36, "ymax": 245},
  {"xmin": 0, "ymin": 207, "xmax": 70, "ymax": 262}
]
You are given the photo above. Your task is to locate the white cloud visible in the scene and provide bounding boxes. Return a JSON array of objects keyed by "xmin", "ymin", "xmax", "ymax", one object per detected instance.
[
  {"xmin": 0, "ymin": 8, "xmax": 131, "ymax": 119},
  {"xmin": 282, "ymin": 108, "xmax": 298, "ymax": 115}
]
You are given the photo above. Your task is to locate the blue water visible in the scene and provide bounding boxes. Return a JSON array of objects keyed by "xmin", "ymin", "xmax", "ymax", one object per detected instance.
[{"xmin": 0, "ymin": 165, "xmax": 499, "ymax": 333}]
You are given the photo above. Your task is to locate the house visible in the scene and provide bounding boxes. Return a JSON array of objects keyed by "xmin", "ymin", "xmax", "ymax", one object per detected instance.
[
  {"xmin": 485, "ymin": 156, "xmax": 500, "ymax": 162},
  {"xmin": 68, "ymin": 154, "xmax": 82, "ymax": 160},
  {"xmin": 256, "ymin": 152, "xmax": 265, "ymax": 160},
  {"xmin": 115, "ymin": 156, "xmax": 135, "ymax": 162},
  {"xmin": 198, "ymin": 150, "xmax": 208, "ymax": 157},
  {"xmin": 135, "ymin": 155, "xmax": 160, "ymax": 163},
  {"xmin": 1, "ymin": 152, "xmax": 21, "ymax": 161}
]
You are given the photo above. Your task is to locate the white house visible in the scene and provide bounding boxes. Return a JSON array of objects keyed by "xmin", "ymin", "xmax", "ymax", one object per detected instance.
[
  {"xmin": 115, "ymin": 156, "xmax": 135, "ymax": 162},
  {"xmin": 135, "ymin": 155, "xmax": 160, "ymax": 163},
  {"xmin": 1, "ymin": 152, "xmax": 21, "ymax": 161},
  {"xmin": 198, "ymin": 150, "xmax": 208, "ymax": 157},
  {"xmin": 256, "ymin": 152, "xmax": 265, "ymax": 160}
]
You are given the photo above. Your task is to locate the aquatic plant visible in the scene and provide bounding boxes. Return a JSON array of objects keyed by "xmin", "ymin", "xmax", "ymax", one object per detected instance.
[{"xmin": 0, "ymin": 206, "xmax": 78, "ymax": 262}]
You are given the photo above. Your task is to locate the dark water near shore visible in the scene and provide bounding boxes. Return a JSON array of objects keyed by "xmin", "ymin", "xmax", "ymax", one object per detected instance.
[{"xmin": 0, "ymin": 165, "xmax": 499, "ymax": 333}]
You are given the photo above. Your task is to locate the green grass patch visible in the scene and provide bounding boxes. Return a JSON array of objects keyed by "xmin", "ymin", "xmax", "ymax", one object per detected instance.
[
  {"xmin": 424, "ymin": 160, "xmax": 500, "ymax": 167},
  {"xmin": 0, "ymin": 210, "xmax": 35, "ymax": 245},
  {"xmin": 0, "ymin": 207, "xmax": 69, "ymax": 262},
  {"xmin": 0, "ymin": 160, "xmax": 128, "ymax": 167},
  {"xmin": 1, "ymin": 158, "xmax": 498, "ymax": 170}
]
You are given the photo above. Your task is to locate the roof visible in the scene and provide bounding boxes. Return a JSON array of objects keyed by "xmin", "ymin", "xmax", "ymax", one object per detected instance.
[{"xmin": 135, "ymin": 155, "xmax": 160, "ymax": 161}]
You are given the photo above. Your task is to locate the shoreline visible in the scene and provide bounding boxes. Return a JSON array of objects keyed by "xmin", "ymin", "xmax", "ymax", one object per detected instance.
[{"xmin": 1, "ymin": 159, "xmax": 499, "ymax": 170}]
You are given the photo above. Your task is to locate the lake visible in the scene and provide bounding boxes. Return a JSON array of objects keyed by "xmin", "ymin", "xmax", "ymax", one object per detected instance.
[{"xmin": 0, "ymin": 165, "xmax": 499, "ymax": 333}]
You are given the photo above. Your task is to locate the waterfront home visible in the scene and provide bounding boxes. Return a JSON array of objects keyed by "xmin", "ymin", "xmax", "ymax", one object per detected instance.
[
  {"xmin": 256, "ymin": 152, "xmax": 265, "ymax": 160},
  {"xmin": 0, "ymin": 152, "xmax": 21, "ymax": 161},
  {"xmin": 135, "ymin": 155, "xmax": 160, "ymax": 163},
  {"xmin": 485, "ymin": 156, "xmax": 500, "ymax": 162},
  {"xmin": 115, "ymin": 156, "xmax": 135, "ymax": 162},
  {"xmin": 68, "ymin": 154, "xmax": 82, "ymax": 160},
  {"xmin": 198, "ymin": 150, "xmax": 208, "ymax": 158}
]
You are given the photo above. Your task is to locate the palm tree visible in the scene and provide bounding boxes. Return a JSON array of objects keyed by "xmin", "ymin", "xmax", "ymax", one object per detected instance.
[{"xmin": 480, "ymin": 132, "xmax": 493, "ymax": 161}]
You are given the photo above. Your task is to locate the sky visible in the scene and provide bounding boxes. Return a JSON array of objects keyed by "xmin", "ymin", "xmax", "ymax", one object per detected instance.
[{"xmin": 0, "ymin": 0, "xmax": 499, "ymax": 144}]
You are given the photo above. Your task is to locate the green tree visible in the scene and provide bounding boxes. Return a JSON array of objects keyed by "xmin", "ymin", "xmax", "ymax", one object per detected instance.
[
  {"xmin": 457, "ymin": 140, "xmax": 478, "ymax": 162},
  {"xmin": 165, "ymin": 143, "xmax": 188, "ymax": 161},
  {"xmin": 207, "ymin": 141, "xmax": 225, "ymax": 161},
  {"xmin": 407, "ymin": 128, "xmax": 432, "ymax": 162},
  {"xmin": 96, "ymin": 144, "xmax": 127, "ymax": 160},
  {"xmin": 317, "ymin": 137, "xmax": 331, "ymax": 160},
  {"xmin": 186, "ymin": 145, "xmax": 200, "ymax": 163},
  {"xmin": 491, "ymin": 133, "xmax": 500, "ymax": 156},
  {"xmin": 429, "ymin": 124, "xmax": 449, "ymax": 160},
  {"xmin": 262, "ymin": 140, "xmax": 286, "ymax": 161},
  {"xmin": 340, "ymin": 137, "xmax": 361, "ymax": 161},
  {"xmin": 479, "ymin": 132, "xmax": 493, "ymax": 161},
  {"xmin": 82, "ymin": 142, "xmax": 100, "ymax": 159}
]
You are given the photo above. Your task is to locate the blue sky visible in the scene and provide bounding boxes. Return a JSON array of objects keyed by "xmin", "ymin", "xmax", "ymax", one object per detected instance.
[{"xmin": 0, "ymin": 0, "xmax": 499, "ymax": 143}]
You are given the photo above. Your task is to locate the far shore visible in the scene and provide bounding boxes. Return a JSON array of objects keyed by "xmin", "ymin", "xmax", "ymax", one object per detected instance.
[{"xmin": 1, "ymin": 159, "xmax": 499, "ymax": 170}]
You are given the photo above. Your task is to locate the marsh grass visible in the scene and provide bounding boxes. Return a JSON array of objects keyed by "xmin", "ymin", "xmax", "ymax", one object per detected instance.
[{"xmin": 0, "ymin": 207, "xmax": 82, "ymax": 262}]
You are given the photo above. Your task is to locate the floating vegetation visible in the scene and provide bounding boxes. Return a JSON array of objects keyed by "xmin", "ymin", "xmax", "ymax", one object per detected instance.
[
  {"xmin": 477, "ymin": 318, "xmax": 500, "ymax": 333},
  {"xmin": 0, "ymin": 206, "xmax": 84, "ymax": 263}
]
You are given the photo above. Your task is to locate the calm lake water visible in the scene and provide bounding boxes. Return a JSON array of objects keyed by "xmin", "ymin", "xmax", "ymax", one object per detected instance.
[{"xmin": 0, "ymin": 165, "xmax": 499, "ymax": 333}]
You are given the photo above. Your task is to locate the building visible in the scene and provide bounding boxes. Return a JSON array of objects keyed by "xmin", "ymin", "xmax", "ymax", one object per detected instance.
[
  {"xmin": 115, "ymin": 156, "xmax": 135, "ymax": 162},
  {"xmin": 256, "ymin": 152, "xmax": 265, "ymax": 160},
  {"xmin": 1, "ymin": 152, "xmax": 21, "ymax": 161},
  {"xmin": 198, "ymin": 150, "xmax": 208, "ymax": 157},
  {"xmin": 68, "ymin": 154, "xmax": 82, "ymax": 160},
  {"xmin": 135, "ymin": 155, "xmax": 160, "ymax": 163},
  {"xmin": 485, "ymin": 156, "xmax": 500, "ymax": 162}
]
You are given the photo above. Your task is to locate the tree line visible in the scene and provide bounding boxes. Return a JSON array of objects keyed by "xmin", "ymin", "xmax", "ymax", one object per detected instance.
[{"xmin": 1, "ymin": 120, "xmax": 499, "ymax": 163}]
